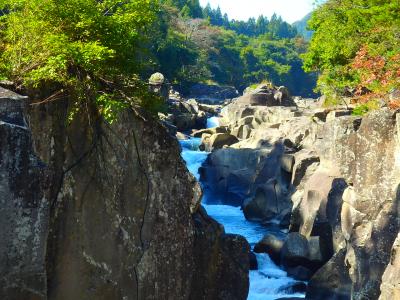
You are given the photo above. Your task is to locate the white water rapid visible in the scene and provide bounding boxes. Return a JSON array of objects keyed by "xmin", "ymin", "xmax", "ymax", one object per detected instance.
[{"xmin": 179, "ymin": 118, "xmax": 305, "ymax": 300}]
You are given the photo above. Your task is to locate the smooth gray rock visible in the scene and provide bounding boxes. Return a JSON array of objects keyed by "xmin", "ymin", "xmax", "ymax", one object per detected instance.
[
  {"xmin": 253, "ymin": 233, "xmax": 284, "ymax": 265},
  {"xmin": 281, "ymin": 233, "xmax": 310, "ymax": 268}
]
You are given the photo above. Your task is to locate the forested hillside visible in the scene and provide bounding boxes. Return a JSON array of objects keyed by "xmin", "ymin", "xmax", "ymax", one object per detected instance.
[
  {"xmin": 0, "ymin": 0, "xmax": 317, "ymax": 110},
  {"xmin": 156, "ymin": 0, "xmax": 317, "ymax": 96},
  {"xmin": 292, "ymin": 13, "xmax": 313, "ymax": 41}
]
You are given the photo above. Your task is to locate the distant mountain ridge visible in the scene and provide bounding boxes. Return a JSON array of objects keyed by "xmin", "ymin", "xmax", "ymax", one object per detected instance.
[{"xmin": 293, "ymin": 12, "xmax": 313, "ymax": 41}]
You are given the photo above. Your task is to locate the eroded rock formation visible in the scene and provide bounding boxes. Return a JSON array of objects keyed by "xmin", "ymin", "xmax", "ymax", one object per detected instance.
[{"xmin": 200, "ymin": 88, "xmax": 400, "ymax": 299}]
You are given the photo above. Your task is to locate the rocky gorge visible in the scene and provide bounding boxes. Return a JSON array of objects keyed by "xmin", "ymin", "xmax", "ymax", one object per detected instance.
[
  {"xmin": 1, "ymin": 78, "xmax": 400, "ymax": 300},
  {"xmin": 185, "ymin": 83, "xmax": 400, "ymax": 300}
]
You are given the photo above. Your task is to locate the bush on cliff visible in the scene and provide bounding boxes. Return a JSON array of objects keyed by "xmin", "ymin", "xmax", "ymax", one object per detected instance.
[{"xmin": 0, "ymin": 0, "xmax": 163, "ymax": 121}]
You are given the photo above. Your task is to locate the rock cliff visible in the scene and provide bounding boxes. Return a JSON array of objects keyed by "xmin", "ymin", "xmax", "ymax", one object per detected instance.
[{"xmin": 0, "ymin": 87, "xmax": 249, "ymax": 300}]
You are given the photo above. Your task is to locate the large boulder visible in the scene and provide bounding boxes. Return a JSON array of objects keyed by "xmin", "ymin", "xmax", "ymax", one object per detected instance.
[
  {"xmin": 235, "ymin": 84, "xmax": 296, "ymax": 107},
  {"xmin": 253, "ymin": 233, "xmax": 284, "ymax": 265},
  {"xmin": 236, "ymin": 92, "xmax": 276, "ymax": 106},
  {"xmin": 242, "ymin": 180, "xmax": 291, "ymax": 223},
  {"xmin": 280, "ymin": 233, "xmax": 310, "ymax": 269},
  {"xmin": 220, "ymin": 104, "xmax": 298, "ymax": 129},
  {"xmin": 200, "ymin": 133, "xmax": 239, "ymax": 152},
  {"xmin": 294, "ymin": 171, "xmax": 347, "ymax": 238},
  {"xmin": 279, "ymin": 233, "xmax": 327, "ymax": 281},
  {"xmin": 306, "ymin": 249, "xmax": 352, "ymax": 299}
]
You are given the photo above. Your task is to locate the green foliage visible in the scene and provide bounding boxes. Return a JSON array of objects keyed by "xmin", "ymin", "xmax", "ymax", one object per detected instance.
[
  {"xmin": 203, "ymin": 6, "xmax": 298, "ymax": 39},
  {"xmin": 239, "ymin": 36, "xmax": 317, "ymax": 95},
  {"xmin": 160, "ymin": 0, "xmax": 202, "ymax": 18},
  {"xmin": 151, "ymin": 2, "xmax": 317, "ymax": 96},
  {"xmin": 0, "ymin": 0, "xmax": 319, "ymax": 121},
  {"xmin": 0, "ymin": 0, "xmax": 162, "ymax": 121},
  {"xmin": 303, "ymin": 0, "xmax": 400, "ymax": 98},
  {"xmin": 352, "ymin": 100, "xmax": 380, "ymax": 116}
]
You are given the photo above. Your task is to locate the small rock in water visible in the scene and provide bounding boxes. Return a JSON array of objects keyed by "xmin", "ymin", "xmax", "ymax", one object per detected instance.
[
  {"xmin": 253, "ymin": 233, "xmax": 284, "ymax": 265},
  {"xmin": 277, "ymin": 281, "xmax": 307, "ymax": 294}
]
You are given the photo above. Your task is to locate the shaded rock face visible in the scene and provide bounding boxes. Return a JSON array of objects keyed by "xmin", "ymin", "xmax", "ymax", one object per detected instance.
[
  {"xmin": 0, "ymin": 89, "xmax": 250, "ymax": 300},
  {"xmin": 311, "ymin": 110, "xmax": 400, "ymax": 300},
  {"xmin": 161, "ymin": 98, "xmax": 207, "ymax": 132},
  {"xmin": 379, "ymin": 233, "xmax": 400, "ymax": 299},
  {"xmin": 191, "ymin": 207, "xmax": 250, "ymax": 300},
  {"xmin": 200, "ymin": 143, "xmax": 291, "ymax": 211},
  {"xmin": 44, "ymin": 108, "xmax": 199, "ymax": 300},
  {"xmin": 0, "ymin": 89, "xmax": 49, "ymax": 299},
  {"xmin": 306, "ymin": 249, "xmax": 352, "ymax": 300},
  {"xmin": 188, "ymin": 83, "xmax": 239, "ymax": 104}
]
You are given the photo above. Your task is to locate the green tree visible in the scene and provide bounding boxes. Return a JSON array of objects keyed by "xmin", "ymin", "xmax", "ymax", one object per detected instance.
[
  {"xmin": 0, "ymin": 0, "xmax": 162, "ymax": 120},
  {"xmin": 303, "ymin": 0, "xmax": 400, "ymax": 100}
]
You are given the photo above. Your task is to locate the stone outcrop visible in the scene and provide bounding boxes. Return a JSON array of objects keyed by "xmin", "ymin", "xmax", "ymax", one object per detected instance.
[
  {"xmin": 191, "ymin": 207, "xmax": 250, "ymax": 300},
  {"xmin": 160, "ymin": 97, "xmax": 207, "ymax": 132},
  {"xmin": 0, "ymin": 88, "xmax": 250, "ymax": 300},
  {"xmin": 235, "ymin": 84, "xmax": 296, "ymax": 107},
  {"xmin": 309, "ymin": 109, "xmax": 400, "ymax": 300},
  {"xmin": 203, "ymin": 89, "xmax": 399, "ymax": 299},
  {"xmin": 199, "ymin": 133, "xmax": 239, "ymax": 152}
]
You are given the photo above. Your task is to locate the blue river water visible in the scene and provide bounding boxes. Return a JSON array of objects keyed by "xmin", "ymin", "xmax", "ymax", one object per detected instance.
[{"xmin": 179, "ymin": 119, "xmax": 305, "ymax": 300}]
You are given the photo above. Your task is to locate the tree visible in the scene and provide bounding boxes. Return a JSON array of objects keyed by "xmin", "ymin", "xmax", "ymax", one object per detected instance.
[
  {"xmin": 0, "ymin": 0, "xmax": 162, "ymax": 120},
  {"xmin": 303, "ymin": 0, "xmax": 400, "ymax": 101}
]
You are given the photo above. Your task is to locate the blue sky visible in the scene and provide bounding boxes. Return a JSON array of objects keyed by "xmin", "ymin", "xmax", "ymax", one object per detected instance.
[{"xmin": 199, "ymin": 0, "xmax": 317, "ymax": 23}]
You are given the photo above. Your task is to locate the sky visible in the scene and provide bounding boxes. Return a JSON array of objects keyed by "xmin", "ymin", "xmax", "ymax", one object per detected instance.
[{"xmin": 199, "ymin": 0, "xmax": 317, "ymax": 23}]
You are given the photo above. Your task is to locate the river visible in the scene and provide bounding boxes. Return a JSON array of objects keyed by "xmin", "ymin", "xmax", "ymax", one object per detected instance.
[{"xmin": 179, "ymin": 118, "xmax": 306, "ymax": 300}]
